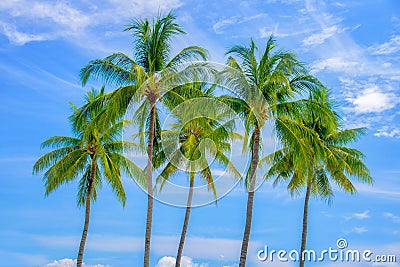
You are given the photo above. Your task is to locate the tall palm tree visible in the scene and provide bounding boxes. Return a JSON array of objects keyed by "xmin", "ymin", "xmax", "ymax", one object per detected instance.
[
  {"xmin": 155, "ymin": 82, "xmax": 241, "ymax": 267},
  {"xmin": 220, "ymin": 36, "xmax": 322, "ymax": 266},
  {"xmin": 79, "ymin": 11, "xmax": 208, "ymax": 267},
  {"xmin": 32, "ymin": 88, "xmax": 143, "ymax": 267},
  {"xmin": 264, "ymin": 87, "xmax": 373, "ymax": 267}
]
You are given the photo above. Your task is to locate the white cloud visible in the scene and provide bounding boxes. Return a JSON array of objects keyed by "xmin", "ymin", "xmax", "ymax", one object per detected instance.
[
  {"xmin": 382, "ymin": 62, "xmax": 392, "ymax": 68},
  {"xmin": 301, "ymin": 0, "xmax": 400, "ymax": 142},
  {"xmin": 31, "ymin": 234, "xmax": 143, "ymax": 252},
  {"xmin": 213, "ymin": 13, "xmax": 267, "ymax": 34},
  {"xmin": 346, "ymin": 210, "xmax": 370, "ymax": 220},
  {"xmin": 354, "ymin": 182, "xmax": 400, "ymax": 201},
  {"xmin": 152, "ymin": 236, "xmax": 259, "ymax": 261},
  {"xmin": 30, "ymin": 233, "xmax": 260, "ymax": 262},
  {"xmin": 0, "ymin": 250, "xmax": 48, "ymax": 266},
  {"xmin": 302, "ymin": 25, "xmax": 344, "ymax": 46},
  {"xmin": 374, "ymin": 126, "xmax": 400, "ymax": 139},
  {"xmin": 338, "ymin": 77, "xmax": 400, "ymax": 137},
  {"xmin": 346, "ymin": 86, "xmax": 399, "ymax": 114},
  {"xmin": 0, "ymin": 22, "xmax": 49, "ymax": 45},
  {"xmin": 0, "ymin": 0, "xmax": 183, "ymax": 47},
  {"xmin": 45, "ymin": 258, "xmax": 107, "ymax": 267},
  {"xmin": 156, "ymin": 256, "xmax": 176, "ymax": 267},
  {"xmin": 384, "ymin": 212, "xmax": 400, "ymax": 223},
  {"xmin": 213, "ymin": 18, "xmax": 237, "ymax": 34},
  {"xmin": 0, "ymin": 1, "xmax": 91, "ymax": 45},
  {"xmin": 265, "ymin": 0, "xmax": 301, "ymax": 3},
  {"xmin": 29, "ymin": 2, "xmax": 91, "ymax": 30},
  {"xmin": 0, "ymin": 155, "xmax": 37, "ymax": 162},
  {"xmin": 106, "ymin": 0, "xmax": 183, "ymax": 20},
  {"xmin": 45, "ymin": 258, "xmax": 76, "ymax": 267},
  {"xmin": 370, "ymin": 35, "xmax": 400, "ymax": 55},
  {"xmin": 311, "ymin": 57, "xmax": 358, "ymax": 73},
  {"xmin": 156, "ymin": 256, "xmax": 208, "ymax": 267},
  {"xmin": 350, "ymin": 226, "xmax": 368, "ymax": 234}
]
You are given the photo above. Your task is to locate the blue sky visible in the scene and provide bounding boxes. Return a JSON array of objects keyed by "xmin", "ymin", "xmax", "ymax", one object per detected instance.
[{"xmin": 0, "ymin": 0, "xmax": 400, "ymax": 266}]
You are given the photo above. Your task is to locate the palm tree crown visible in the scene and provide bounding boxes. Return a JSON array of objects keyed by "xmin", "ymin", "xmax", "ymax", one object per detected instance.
[
  {"xmin": 266, "ymin": 87, "xmax": 372, "ymax": 199},
  {"xmin": 79, "ymin": 11, "xmax": 209, "ymax": 267},
  {"xmin": 220, "ymin": 35, "xmax": 323, "ymax": 267},
  {"xmin": 33, "ymin": 87, "xmax": 142, "ymax": 205},
  {"xmin": 155, "ymin": 82, "xmax": 240, "ymax": 267},
  {"xmin": 264, "ymin": 87, "xmax": 373, "ymax": 267},
  {"xmin": 33, "ymin": 88, "xmax": 143, "ymax": 267}
]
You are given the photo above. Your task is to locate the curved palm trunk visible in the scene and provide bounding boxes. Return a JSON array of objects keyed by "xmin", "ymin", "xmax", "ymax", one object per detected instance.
[
  {"xmin": 299, "ymin": 181, "xmax": 312, "ymax": 267},
  {"xmin": 239, "ymin": 126, "xmax": 260, "ymax": 267},
  {"xmin": 77, "ymin": 161, "xmax": 96, "ymax": 267},
  {"xmin": 175, "ymin": 173, "xmax": 195, "ymax": 267},
  {"xmin": 144, "ymin": 103, "xmax": 156, "ymax": 267}
]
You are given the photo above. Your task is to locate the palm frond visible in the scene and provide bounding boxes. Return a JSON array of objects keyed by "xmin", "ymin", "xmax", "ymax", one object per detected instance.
[
  {"xmin": 80, "ymin": 53, "xmax": 136, "ymax": 87},
  {"xmin": 33, "ymin": 146, "xmax": 80, "ymax": 174},
  {"xmin": 166, "ymin": 46, "xmax": 209, "ymax": 68},
  {"xmin": 40, "ymin": 136, "xmax": 81, "ymax": 149}
]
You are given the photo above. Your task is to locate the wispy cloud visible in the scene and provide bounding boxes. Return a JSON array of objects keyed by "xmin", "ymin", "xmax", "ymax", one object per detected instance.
[
  {"xmin": 384, "ymin": 212, "xmax": 400, "ymax": 224},
  {"xmin": 345, "ymin": 210, "xmax": 370, "ymax": 220},
  {"xmin": 346, "ymin": 226, "xmax": 368, "ymax": 234},
  {"xmin": 311, "ymin": 57, "xmax": 358, "ymax": 73},
  {"xmin": 370, "ymin": 35, "xmax": 400, "ymax": 55},
  {"xmin": 302, "ymin": 25, "xmax": 345, "ymax": 46},
  {"xmin": 45, "ymin": 258, "xmax": 108, "ymax": 267},
  {"xmin": 212, "ymin": 13, "xmax": 267, "ymax": 34},
  {"xmin": 0, "ymin": 22, "xmax": 49, "ymax": 45},
  {"xmin": 265, "ymin": 0, "xmax": 302, "ymax": 4},
  {"xmin": 153, "ymin": 236, "xmax": 261, "ymax": 261},
  {"xmin": 355, "ymin": 182, "xmax": 400, "ymax": 201},
  {"xmin": 352, "ymin": 210, "xmax": 370, "ymax": 219},
  {"xmin": 212, "ymin": 18, "xmax": 237, "ymax": 34},
  {"xmin": 0, "ymin": 0, "xmax": 183, "ymax": 49},
  {"xmin": 301, "ymin": 0, "xmax": 400, "ymax": 139},
  {"xmin": 0, "ymin": 1, "xmax": 91, "ymax": 45},
  {"xmin": 374, "ymin": 126, "xmax": 400, "ymax": 139},
  {"xmin": 29, "ymin": 233, "xmax": 261, "ymax": 262},
  {"xmin": 0, "ymin": 249, "xmax": 49, "ymax": 266},
  {"xmin": 0, "ymin": 156, "xmax": 37, "ymax": 163}
]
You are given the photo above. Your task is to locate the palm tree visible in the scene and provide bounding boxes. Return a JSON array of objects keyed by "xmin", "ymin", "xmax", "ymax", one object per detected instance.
[
  {"xmin": 264, "ymin": 87, "xmax": 373, "ymax": 267},
  {"xmin": 79, "ymin": 11, "xmax": 208, "ymax": 267},
  {"xmin": 155, "ymin": 83, "xmax": 240, "ymax": 267},
  {"xmin": 32, "ymin": 88, "xmax": 144, "ymax": 267},
  {"xmin": 220, "ymin": 36, "xmax": 322, "ymax": 266}
]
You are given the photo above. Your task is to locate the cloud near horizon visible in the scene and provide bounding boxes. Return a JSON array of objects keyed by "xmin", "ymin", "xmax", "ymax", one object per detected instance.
[
  {"xmin": 156, "ymin": 256, "xmax": 209, "ymax": 267},
  {"xmin": 45, "ymin": 258, "xmax": 108, "ymax": 267}
]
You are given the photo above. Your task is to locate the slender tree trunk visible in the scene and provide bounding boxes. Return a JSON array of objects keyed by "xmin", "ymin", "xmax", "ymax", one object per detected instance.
[
  {"xmin": 175, "ymin": 173, "xmax": 195, "ymax": 267},
  {"xmin": 239, "ymin": 126, "xmax": 261, "ymax": 267},
  {"xmin": 144, "ymin": 103, "xmax": 156, "ymax": 267},
  {"xmin": 299, "ymin": 181, "xmax": 312, "ymax": 267},
  {"xmin": 77, "ymin": 161, "xmax": 96, "ymax": 267}
]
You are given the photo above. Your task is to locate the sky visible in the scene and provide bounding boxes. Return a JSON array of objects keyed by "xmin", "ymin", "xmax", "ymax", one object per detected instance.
[{"xmin": 0, "ymin": 0, "xmax": 400, "ymax": 266}]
